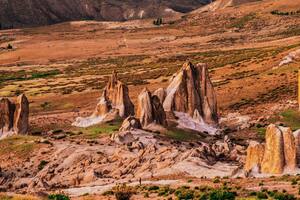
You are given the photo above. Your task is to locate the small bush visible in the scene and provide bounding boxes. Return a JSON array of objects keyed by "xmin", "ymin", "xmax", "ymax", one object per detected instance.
[
  {"xmin": 48, "ymin": 194, "xmax": 70, "ymax": 200},
  {"xmin": 7, "ymin": 43, "xmax": 13, "ymax": 49},
  {"xmin": 38, "ymin": 160, "xmax": 49, "ymax": 170},
  {"xmin": 208, "ymin": 189, "xmax": 236, "ymax": 200},
  {"xmin": 256, "ymin": 191, "xmax": 268, "ymax": 199},
  {"xmin": 113, "ymin": 184, "xmax": 134, "ymax": 200}
]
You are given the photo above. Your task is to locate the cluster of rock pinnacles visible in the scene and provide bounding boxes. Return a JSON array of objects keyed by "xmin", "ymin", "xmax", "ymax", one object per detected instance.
[
  {"xmin": 0, "ymin": 94, "xmax": 29, "ymax": 139},
  {"xmin": 73, "ymin": 61, "xmax": 219, "ymax": 130},
  {"xmin": 245, "ymin": 124, "xmax": 300, "ymax": 175}
]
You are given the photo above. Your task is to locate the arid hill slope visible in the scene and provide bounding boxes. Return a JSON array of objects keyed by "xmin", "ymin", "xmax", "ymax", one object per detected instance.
[{"xmin": 0, "ymin": 0, "xmax": 211, "ymax": 29}]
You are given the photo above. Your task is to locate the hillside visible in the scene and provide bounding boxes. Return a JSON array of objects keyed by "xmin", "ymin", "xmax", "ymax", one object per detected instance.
[
  {"xmin": 0, "ymin": 0, "xmax": 211, "ymax": 29},
  {"xmin": 1, "ymin": 0, "xmax": 300, "ymax": 199}
]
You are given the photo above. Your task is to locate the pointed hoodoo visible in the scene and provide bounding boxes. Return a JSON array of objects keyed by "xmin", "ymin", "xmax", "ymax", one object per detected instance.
[
  {"xmin": 103, "ymin": 71, "xmax": 135, "ymax": 118},
  {"xmin": 163, "ymin": 62, "xmax": 218, "ymax": 125},
  {"xmin": 137, "ymin": 88, "xmax": 167, "ymax": 128},
  {"xmin": 73, "ymin": 71, "xmax": 135, "ymax": 127},
  {"xmin": 0, "ymin": 94, "xmax": 29, "ymax": 139}
]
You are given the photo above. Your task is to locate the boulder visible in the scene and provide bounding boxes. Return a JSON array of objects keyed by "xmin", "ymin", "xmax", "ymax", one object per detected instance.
[
  {"xmin": 163, "ymin": 62, "xmax": 218, "ymax": 125},
  {"xmin": 0, "ymin": 94, "xmax": 29, "ymax": 139},
  {"xmin": 244, "ymin": 141, "xmax": 265, "ymax": 173},
  {"xmin": 119, "ymin": 116, "xmax": 142, "ymax": 131},
  {"xmin": 111, "ymin": 131, "xmax": 135, "ymax": 145},
  {"xmin": 137, "ymin": 88, "xmax": 167, "ymax": 128}
]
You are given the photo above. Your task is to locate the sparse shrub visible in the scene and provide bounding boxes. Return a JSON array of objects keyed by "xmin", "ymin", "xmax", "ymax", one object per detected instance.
[
  {"xmin": 48, "ymin": 194, "xmax": 70, "ymax": 200},
  {"xmin": 256, "ymin": 191, "xmax": 268, "ymax": 199},
  {"xmin": 144, "ymin": 192, "xmax": 149, "ymax": 198},
  {"xmin": 7, "ymin": 43, "xmax": 13, "ymax": 49},
  {"xmin": 291, "ymin": 179, "xmax": 298, "ymax": 185},
  {"xmin": 208, "ymin": 189, "xmax": 236, "ymax": 200},
  {"xmin": 38, "ymin": 160, "xmax": 49, "ymax": 170},
  {"xmin": 148, "ymin": 185, "xmax": 160, "ymax": 191},
  {"xmin": 213, "ymin": 177, "xmax": 220, "ymax": 183},
  {"xmin": 113, "ymin": 184, "xmax": 134, "ymax": 200}
]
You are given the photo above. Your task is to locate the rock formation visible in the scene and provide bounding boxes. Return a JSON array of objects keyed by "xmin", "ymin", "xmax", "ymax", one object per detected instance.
[
  {"xmin": 293, "ymin": 130, "xmax": 300, "ymax": 167},
  {"xmin": 137, "ymin": 88, "xmax": 167, "ymax": 128},
  {"xmin": 163, "ymin": 62, "xmax": 218, "ymax": 125},
  {"xmin": 245, "ymin": 124, "xmax": 297, "ymax": 174},
  {"xmin": 119, "ymin": 116, "xmax": 142, "ymax": 131},
  {"xmin": 103, "ymin": 71, "xmax": 134, "ymax": 118},
  {"xmin": 244, "ymin": 141, "xmax": 265, "ymax": 173},
  {"xmin": 73, "ymin": 71, "xmax": 134, "ymax": 127},
  {"xmin": 0, "ymin": 94, "xmax": 29, "ymax": 139}
]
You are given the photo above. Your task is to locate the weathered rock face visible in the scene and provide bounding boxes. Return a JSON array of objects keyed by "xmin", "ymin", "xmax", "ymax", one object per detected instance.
[
  {"xmin": 245, "ymin": 124, "xmax": 297, "ymax": 175},
  {"xmin": 137, "ymin": 88, "xmax": 167, "ymax": 128},
  {"xmin": 153, "ymin": 88, "xmax": 166, "ymax": 104},
  {"xmin": 119, "ymin": 116, "xmax": 142, "ymax": 131},
  {"xmin": 244, "ymin": 141, "xmax": 265, "ymax": 173},
  {"xmin": 13, "ymin": 94, "xmax": 29, "ymax": 134},
  {"xmin": 93, "ymin": 92, "xmax": 112, "ymax": 117},
  {"xmin": 104, "ymin": 71, "xmax": 134, "ymax": 118},
  {"xmin": 163, "ymin": 62, "xmax": 218, "ymax": 125},
  {"xmin": 293, "ymin": 130, "xmax": 300, "ymax": 167},
  {"xmin": 73, "ymin": 71, "xmax": 134, "ymax": 127},
  {"xmin": 0, "ymin": 94, "xmax": 29, "ymax": 138}
]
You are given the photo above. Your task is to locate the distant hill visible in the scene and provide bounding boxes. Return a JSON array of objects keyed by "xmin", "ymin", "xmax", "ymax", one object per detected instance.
[{"xmin": 0, "ymin": 0, "xmax": 212, "ymax": 29}]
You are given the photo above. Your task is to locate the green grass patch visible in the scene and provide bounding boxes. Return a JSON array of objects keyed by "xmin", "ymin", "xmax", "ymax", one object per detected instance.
[
  {"xmin": 0, "ymin": 135, "xmax": 40, "ymax": 158},
  {"xmin": 75, "ymin": 120, "xmax": 122, "ymax": 139},
  {"xmin": 280, "ymin": 109, "xmax": 300, "ymax": 131},
  {"xmin": 165, "ymin": 128, "xmax": 199, "ymax": 141},
  {"xmin": 229, "ymin": 13, "xmax": 256, "ymax": 29}
]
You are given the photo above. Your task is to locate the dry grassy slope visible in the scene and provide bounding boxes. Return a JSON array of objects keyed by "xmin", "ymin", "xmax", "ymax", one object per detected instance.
[{"xmin": 0, "ymin": 0, "xmax": 299, "ymax": 131}]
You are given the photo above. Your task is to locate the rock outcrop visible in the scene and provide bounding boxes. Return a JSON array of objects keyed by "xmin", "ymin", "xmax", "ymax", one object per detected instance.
[
  {"xmin": 73, "ymin": 71, "xmax": 134, "ymax": 127},
  {"xmin": 293, "ymin": 130, "xmax": 300, "ymax": 167},
  {"xmin": 163, "ymin": 62, "xmax": 218, "ymax": 125},
  {"xmin": 119, "ymin": 116, "xmax": 142, "ymax": 131},
  {"xmin": 104, "ymin": 71, "xmax": 134, "ymax": 118},
  {"xmin": 244, "ymin": 141, "xmax": 265, "ymax": 173},
  {"xmin": 245, "ymin": 124, "xmax": 297, "ymax": 174},
  {"xmin": 0, "ymin": 94, "xmax": 29, "ymax": 139},
  {"xmin": 137, "ymin": 88, "xmax": 167, "ymax": 128}
]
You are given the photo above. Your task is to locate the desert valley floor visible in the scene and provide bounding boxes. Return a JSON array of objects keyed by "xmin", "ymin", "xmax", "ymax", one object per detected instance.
[{"xmin": 1, "ymin": 0, "xmax": 300, "ymax": 199}]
